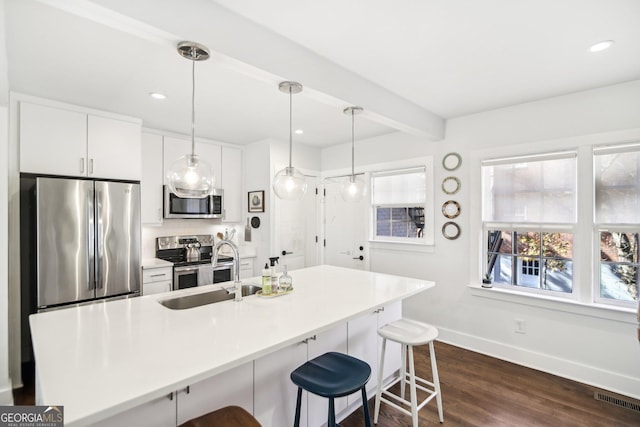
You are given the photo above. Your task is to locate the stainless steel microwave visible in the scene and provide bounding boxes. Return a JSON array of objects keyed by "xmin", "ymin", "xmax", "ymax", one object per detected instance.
[{"xmin": 163, "ymin": 186, "xmax": 224, "ymax": 219}]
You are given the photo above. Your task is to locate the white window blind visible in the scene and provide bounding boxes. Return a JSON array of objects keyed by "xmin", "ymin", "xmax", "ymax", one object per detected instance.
[
  {"xmin": 372, "ymin": 167, "xmax": 426, "ymax": 205},
  {"xmin": 482, "ymin": 152, "xmax": 577, "ymax": 223},
  {"xmin": 594, "ymin": 143, "xmax": 640, "ymax": 224}
]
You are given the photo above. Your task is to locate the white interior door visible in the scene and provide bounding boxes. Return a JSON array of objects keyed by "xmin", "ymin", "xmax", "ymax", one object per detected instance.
[
  {"xmin": 274, "ymin": 175, "xmax": 319, "ymax": 271},
  {"xmin": 323, "ymin": 177, "xmax": 369, "ymax": 270}
]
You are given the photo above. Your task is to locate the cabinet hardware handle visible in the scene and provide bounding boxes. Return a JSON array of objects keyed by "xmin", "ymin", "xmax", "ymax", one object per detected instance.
[
  {"xmin": 89, "ymin": 158, "xmax": 94, "ymax": 174},
  {"xmin": 150, "ymin": 273, "xmax": 165, "ymax": 278},
  {"xmin": 168, "ymin": 392, "xmax": 174, "ymax": 401},
  {"xmin": 185, "ymin": 385, "xmax": 190, "ymax": 394},
  {"xmin": 282, "ymin": 250, "xmax": 293, "ymax": 256},
  {"xmin": 80, "ymin": 158, "xmax": 85, "ymax": 174},
  {"xmin": 352, "ymin": 256, "xmax": 364, "ymax": 261},
  {"xmin": 301, "ymin": 335, "xmax": 317, "ymax": 344}
]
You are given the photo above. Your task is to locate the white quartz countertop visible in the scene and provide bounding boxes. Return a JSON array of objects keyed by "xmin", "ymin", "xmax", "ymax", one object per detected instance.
[
  {"xmin": 141, "ymin": 258, "xmax": 174, "ymax": 269},
  {"xmin": 30, "ymin": 265, "xmax": 434, "ymax": 426}
]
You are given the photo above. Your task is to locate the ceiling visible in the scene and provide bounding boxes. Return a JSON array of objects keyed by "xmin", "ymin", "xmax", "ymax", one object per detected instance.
[{"xmin": 4, "ymin": 0, "xmax": 640, "ymax": 147}]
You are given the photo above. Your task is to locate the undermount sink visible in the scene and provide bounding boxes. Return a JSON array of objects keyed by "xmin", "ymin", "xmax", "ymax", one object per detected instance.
[{"xmin": 159, "ymin": 284, "xmax": 262, "ymax": 310}]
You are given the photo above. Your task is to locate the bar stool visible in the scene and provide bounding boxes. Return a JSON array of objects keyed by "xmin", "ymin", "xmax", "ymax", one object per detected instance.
[
  {"xmin": 374, "ymin": 319, "xmax": 443, "ymax": 427},
  {"xmin": 291, "ymin": 351, "xmax": 372, "ymax": 427},
  {"xmin": 179, "ymin": 405, "xmax": 261, "ymax": 427}
]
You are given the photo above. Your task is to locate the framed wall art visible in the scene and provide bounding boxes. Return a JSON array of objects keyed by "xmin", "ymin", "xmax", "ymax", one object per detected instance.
[{"xmin": 248, "ymin": 190, "xmax": 265, "ymax": 213}]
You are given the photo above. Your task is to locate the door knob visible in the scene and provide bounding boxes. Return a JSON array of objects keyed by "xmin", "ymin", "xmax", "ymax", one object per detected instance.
[
  {"xmin": 282, "ymin": 250, "xmax": 293, "ymax": 256},
  {"xmin": 352, "ymin": 255, "xmax": 364, "ymax": 261}
]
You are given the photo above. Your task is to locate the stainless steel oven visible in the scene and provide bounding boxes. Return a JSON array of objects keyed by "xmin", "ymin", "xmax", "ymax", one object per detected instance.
[
  {"xmin": 173, "ymin": 265, "xmax": 200, "ymax": 291},
  {"xmin": 172, "ymin": 262, "xmax": 233, "ymax": 291},
  {"xmin": 157, "ymin": 235, "xmax": 234, "ymax": 291}
]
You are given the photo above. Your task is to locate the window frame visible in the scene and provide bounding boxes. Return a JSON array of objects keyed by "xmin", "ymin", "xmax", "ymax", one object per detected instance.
[
  {"xmin": 481, "ymin": 151, "xmax": 578, "ymax": 299},
  {"xmin": 592, "ymin": 142, "xmax": 640, "ymax": 308},
  {"xmin": 370, "ymin": 163, "xmax": 434, "ymax": 246}
]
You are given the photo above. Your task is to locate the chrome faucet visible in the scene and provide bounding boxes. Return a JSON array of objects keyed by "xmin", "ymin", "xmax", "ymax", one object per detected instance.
[{"xmin": 213, "ymin": 238, "xmax": 242, "ymax": 302}]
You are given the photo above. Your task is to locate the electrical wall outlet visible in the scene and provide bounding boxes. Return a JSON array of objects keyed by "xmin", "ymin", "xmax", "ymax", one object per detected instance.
[{"xmin": 515, "ymin": 319, "xmax": 526, "ymax": 334}]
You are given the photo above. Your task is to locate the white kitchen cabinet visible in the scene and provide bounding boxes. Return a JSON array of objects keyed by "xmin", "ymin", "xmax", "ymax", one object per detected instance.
[
  {"xmin": 346, "ymin": 301, "xmax": 402, "ymax": 406},
  {"xmin": 307, "ymin": 324, "xmax": 348, "ymax": 427},
  {"xmin": 141, "ymin": 133, "xmax": 164, "ymax": 225},
  {"xmin": 176, "ymin": 361, "xmax": 253, "ymax": 425},
  {"xmin": 221, "ymin": 146, "xmax": 242, "ymax": 222},
  {"xmin": 254, "ymin": 340, "xmax": 308, "ymax": 427},
  {"xmin": 196, "ymin": 141, "xmax": 222, "ymax": 191},
  {"xmin": 19, "ymin": 101, "xmax": 142, "ymax": 180},
  {"xmin": 254, "ymin": 323, "xmax": 347, "ymax": 427},
  {"xmin": 239, "ymin": 257, "xmax": 255, "ymax": 280},
  {"xmin": 95, "ymin": 362, "xmax": 252, "ymax": 427},
  {"xmin": 20, "ymin": 102, "xmax": 87, "ymax": 176},
  {"xmin": 163, "ymin": 137, "xmax": 221, "ymax": 189},
  {"xmin": 87, "ymin": 115, "xmax": 141, "ymax": 180},
  {"xmin": 92, "ymin": 393, "xmax": 176, "ymax": 427},
  {"xmin": 346, "ymin": 311, "xmax": 379, "ymax": 406},
  {"xmin": 142, "ymin": 266, "xmax": 173, "ymax": 296},
  {"xmin": 377, "ymin": 301, "xmax": 403, "ymax": 383}
]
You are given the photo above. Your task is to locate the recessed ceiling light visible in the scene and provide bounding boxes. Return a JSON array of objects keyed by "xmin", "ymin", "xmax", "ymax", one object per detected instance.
[
  {"xmin": 589, "ymin": 40, "xmax": 614, "ymax": 52},
  {"xmin": 295, "ymin": 129, "xmax": 304, "ymax": 135},
  {"xmin": 149, "ymin": 92, "xmax": 167, "ymax": 100}
]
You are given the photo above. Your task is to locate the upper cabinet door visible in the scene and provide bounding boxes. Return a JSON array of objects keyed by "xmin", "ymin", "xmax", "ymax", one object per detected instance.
[
  {"xmin": 141, "ymin": 133, "xmax": 164, "ymax": 225},
  {"xmin": 196, "ymin": 141, "xmax": 222, "ymax": 189},
  {"xmin": 221, "ymin": 146, "xmax": 242, "ymax": 222},
  {"xmin": 20, "ymin": 102, "xmax": 87, "ymax": 176},
  {"xmin": 88, "ymin": 115, "xmax": 141, "ymax": 180},
  {"xmin": 162, "ymin": 136, "xmax": 190, "ymax": 186}
]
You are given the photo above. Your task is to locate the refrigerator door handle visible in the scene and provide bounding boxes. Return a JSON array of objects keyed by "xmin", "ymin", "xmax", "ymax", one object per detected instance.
[
  {"xmin": 87, "ymin": 189, "xmax": 96, "ymax": 291},
  {"xmin": 95, "ymin": 188, "xmax": 104, "ymax": 289}
]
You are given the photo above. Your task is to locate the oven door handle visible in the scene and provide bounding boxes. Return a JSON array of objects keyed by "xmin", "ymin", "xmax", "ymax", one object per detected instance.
[
  {"xmin": 175, "ymin": 266, "xmax": 200, "ymax": 273},
  {"xmin": 212, "ymin": 262, "xmax": 234, "ymax": 271}
]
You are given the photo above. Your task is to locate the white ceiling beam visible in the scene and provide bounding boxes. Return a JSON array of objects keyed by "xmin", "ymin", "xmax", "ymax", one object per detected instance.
[{"xmin": 40, "ymin": 0, "xmax": 444, "ymax": 140}]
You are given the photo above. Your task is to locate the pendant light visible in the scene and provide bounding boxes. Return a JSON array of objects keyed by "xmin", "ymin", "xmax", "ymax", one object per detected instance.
[
  {"xmin": 166, "ymin": 41, "xmax": 215, "ymax": 198},
  {"xmin": 341, "ymin": 106, "xmax": 366, "ymax": 202},
  {"xmin": 273, "ymin": 81, "xmax": 308, "ymax": 200}
]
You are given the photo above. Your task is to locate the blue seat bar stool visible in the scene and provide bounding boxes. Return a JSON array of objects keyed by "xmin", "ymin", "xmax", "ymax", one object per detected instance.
[
  {"xmin": 374, "ymin": 319, "xmax": 443, "ymax": 427},
  {"xmin": 291, "ymin": 351, "xmax": 373, "ymax": 427}
]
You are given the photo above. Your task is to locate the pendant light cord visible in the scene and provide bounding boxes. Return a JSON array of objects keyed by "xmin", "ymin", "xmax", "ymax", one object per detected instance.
[
  {"xmin": 351, "ymin": 110, "xmax": 355, "ymax": 178},
  {"xmin": 288, "ymin": 88, "xmax": 293, "ymax": 169},
  {"xmin": 190, "ymin": 47, "xmax": 196, "ymax": 157}
]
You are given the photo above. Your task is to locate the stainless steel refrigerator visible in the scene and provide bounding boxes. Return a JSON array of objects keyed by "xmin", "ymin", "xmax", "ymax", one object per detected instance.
[{"xmin": 35, "ymin": 177, "xmax": 141, "ymax": 309}]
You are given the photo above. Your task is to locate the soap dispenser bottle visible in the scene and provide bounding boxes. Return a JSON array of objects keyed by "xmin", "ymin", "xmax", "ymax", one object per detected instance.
[
  {"xmin": 268, "ymin": 257, "xmax": 280, "ymax": 292},
  {"xmin": 279, "ymin": 265, "xmax": 292, "ymax": 292},
  {"xmin": 261, "ymin": 263, "xmax": 272, "ymax": 295}
]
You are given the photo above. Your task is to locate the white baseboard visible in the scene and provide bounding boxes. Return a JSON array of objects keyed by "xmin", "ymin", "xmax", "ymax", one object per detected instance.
[
  {"xmin": 437, "ymin": 327, "xmax": 640, "ymax": 401},
  {"xmin": 0, "ymin": 384, "xmax": 14, "ymax": 405}
]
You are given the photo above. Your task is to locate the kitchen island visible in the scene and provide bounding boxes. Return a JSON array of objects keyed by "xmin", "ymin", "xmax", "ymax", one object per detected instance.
[{"xmin": 30, "ymin": 265, "xmax": 434, "ymax": 426}]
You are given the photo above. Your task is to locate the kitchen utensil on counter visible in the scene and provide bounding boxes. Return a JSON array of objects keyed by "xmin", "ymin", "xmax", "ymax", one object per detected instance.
[{"xmin": 245, "ymin": 217, "xmax": 252, "ymax": 242}]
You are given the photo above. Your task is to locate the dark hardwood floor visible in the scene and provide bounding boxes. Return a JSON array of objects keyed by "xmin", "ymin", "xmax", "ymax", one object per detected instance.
[
  {"xmin": 13, "ymin": 343, "xmax": 640, "ymax": 426},
  {"xmin": 342, "ymin": 342, "xmax": 640, "ymax": 426}
]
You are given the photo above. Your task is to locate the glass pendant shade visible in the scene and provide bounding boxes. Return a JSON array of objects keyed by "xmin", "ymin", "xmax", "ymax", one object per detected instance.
[
  {"xmin": 273, "ymin": 81, "xmax": 306, "ymax": 201},
  {"xmin": 166, "ymin": 154, "xmax": 215, "ymax": 198},
  {"xmin": 273, "ymin": 166, "xmax": 307, "ymax": 200},
  {"xmin": 341, "ymin": 174, "xmax": 367, "ymax": 202},
  {"xmin": 166, "ymin": 41, "xmax": 215, "ymax": 198}
]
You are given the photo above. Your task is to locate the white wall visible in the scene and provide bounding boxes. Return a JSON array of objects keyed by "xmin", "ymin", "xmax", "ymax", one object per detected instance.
[
  {"xmin": 322, "ymin": 80, "xmax": 640, "ymax": 399},
  {"xmin": 244, "ymin": 138, "xmax": 321, "ymax": 271},
  {"xmin": 0, "ymin": 0, "xmax": 13, "ymax": 405}
]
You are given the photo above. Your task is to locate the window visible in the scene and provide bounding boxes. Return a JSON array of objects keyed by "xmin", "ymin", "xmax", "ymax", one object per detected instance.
[
  {"xmin": 372, "ymin": 167, "xmax": 429, "ymax": 243},
  {"xmin": 594, "ymin": 144, "xmax": 640, "ymax": 305},
  {"xmin": 482, "ymin": 153, "xmax": 576, "ymax": 296}
]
